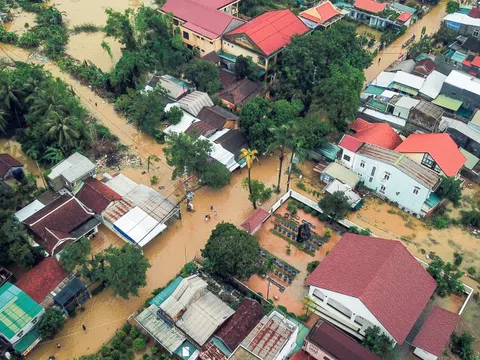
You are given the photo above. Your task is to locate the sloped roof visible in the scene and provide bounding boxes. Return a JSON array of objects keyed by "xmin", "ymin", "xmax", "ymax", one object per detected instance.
[
  {"xmin": 414, "ymin": 58, "xmax": 435, "ymax": 76},
  {"xmin": 348, "ymin": 118, "xmax": 403, "ymax": 150},
  {"xmin": 227, "ymin": 10, "xmax": 309, "ymax": 56},
  {"xmin": 469, "ymin": 7, "xmax": 480, "ymax": 18},
  {"xmin": 162, "ymin": 0, "xmax": 243, "ymax": 39},
  {"xmin": 307, "ymin": 320, "xmax": 380, "ymax": 360},
  {"xmin": 76, "ymin": 178, "xmax": 122, "ymax": 214},
  {"xmin": 322, "ymin": 162, "xmax": 360, "ymax": 188},
  {"xmin": 23, "ymin": 194, "xmax": 96, "ymax": 254},
  {"xmin": 214, "ymin": 129, "xmax": 249, "ymax": 158},
  {"xmin": 395, "ymin": 133, "xmax": 467, "ymax": 176},
  {"xmin": 307, "ymin": 234, "xmax": 437, "ymax": 344},
  {"xmin": 185, "ymin": 120, "xmax": 218, "ymax": 137},
  {"xmin": 189, "ymin": 0, "xmax": 237, "ymax": 10},
  {"xmin": 47, "ymin": 152, "xmax": 95, "ymax": 183},
  {"xmin": 0, "ymin": 154, "xmax": 22, "ymax": 178},
  {"xmin": 299, "ymin": 1, "xmax": 342, "ymax": 25},
  {"xmin": 290, "ymin": 350, "xmax": 314, "ymax": 360},
  {"xmin": 339, "ymin": 135, "xmax": 363, "ymax": 153},
  {"xmin": 353, "ymin": 0, "xmax": 386, "ymax": 13},
  {"xmin": 444, "ymin": 70, "xmax": 480, "ymax": 96},
  {"xmin": 215, "ymin": 298, "xmax": 264, "ymax": 351},
  {"xmin": 412, "ymin": 306, "xmax": 459, "ymax": 356},
  {"xmin": 392, "ymin": 71, "xmax": 425, "ymax": 90},
  {"xmin": 178, "ymin": 91, "xmax": 214, "ymax": 116},
  {"xmin": 419, "ymin": 70, "xmax": 447, "ymax": 99},
  {"xmin": 197, "ymin": 106, "xmax": 239, "ymax": 129},
  {"xmin": 218, "ymin": 78, "xmax": 265, "ymax": 107},
  {"xmin": 240, "ymin": 209, "xmax": 270, "ymax": 234},
  {"xmin": 15, "ymin": 258, "xmax": 67, "ymax": 304},
  {"xmin": 397, "ymin": 12, "xmax": 412, "ymax": 22}
]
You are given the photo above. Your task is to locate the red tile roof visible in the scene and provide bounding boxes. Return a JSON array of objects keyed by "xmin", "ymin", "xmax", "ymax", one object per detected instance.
[
  {"xmin": 472, "ymin": 55, "xmax": 480, "ymax": 68},
  {"xmin": 299, "ymin": 2, "xmax": 341, "ymax": 25},
  {"xmin": 199, "ymin": 342, "xmax": 228, "ymax": 360},
  {"xmin": 348, "ymin": 118, "xmax": 403, "ymax": 150},
  {"xmin": 395, "ymin": 133, "xmax": 467, "ymax": 176},
  {"xmin": 24, "ymin": 195, "xmax": 96, "ymax": 254},
  {"xmin": 227, "ymin": 10, "xmax": 309, "ymax": 56},
  {"xmin": 186, "ymin": 121, "xmax": 218, "ymax": 137},
  {"xmin": 414, "ymin": 58, "xmax": 436, "ymax": 76},
  {"xmin": 397, "ymin": 12, "xmax": 412, "ymax": 22},
  {"xmin": 15, "ymin": 258, "xmax": 68, "ymax": 303},
  {"xmin": 307, "ymin": 321, "xmax": 380, "ymax": 360},
  {"xmin": 162, "ymin": 0, "xmax": 241, "ymax": 39},
  {"xmin": 241, "ymin": 208, "xmax": 270, "ymax": 233},
  {"xmin": 76, "ymin": 178, "xmax": 122, "ymax": 214},
  {"xmin": 218, "ymin": 78, "xmax": 265, "ymax": 107},
  {"xmin": 412, "ymin": 306, "xmax": 459, "ymax": 356},
  {"xmin": 215, "ymin": 298, "xmax": 264, "ymax": 351},
  {"xmin": 0, "ymin": 154, "xmax": 23, "ymax": 178},
  {"xmin": 290, "ymin": 350, "xmax": 315, "ymax": 360},
  {"xmin": 338, "ymin": 135, "xmax": 363, "ymax": 153},
  {"xmin": 190, "ymin": 0, "xmax": 237, "ymax": 10},
  {"xmin": 306, "ymin": 234, "xmax": 437, "ymax": 344},
  {"xmin": 353, "ymin": 0, "xmax": 386, "ymax": 13}
]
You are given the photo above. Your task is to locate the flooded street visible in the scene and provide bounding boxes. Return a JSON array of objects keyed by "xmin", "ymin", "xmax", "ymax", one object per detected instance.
[
  {"xmin": 67, "ymin": 34, "xmax": 121, "ymax": 72},
  {"xmin": 364, "ymin": 0, "xmax": 447, "ymax": 82}
]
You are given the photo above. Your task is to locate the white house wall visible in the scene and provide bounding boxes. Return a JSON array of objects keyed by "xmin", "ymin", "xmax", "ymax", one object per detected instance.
[
  {"xmin": 351, "ymin": 153, "xmax": 431, "ymax": 214},
  {"xmin": 414, "ymin": 347, "xmax": 438, "ymax": 360},
  {"xmin": 340, "ymin": 148, "xmax": 357, "ymax": 169},
  {"xmin": 308, "ymin": 286, "xmax": 396, "ymax": 344},
  {"xmin": 276, "ymin": 326, "xmax": 298, "ymax": 360}
]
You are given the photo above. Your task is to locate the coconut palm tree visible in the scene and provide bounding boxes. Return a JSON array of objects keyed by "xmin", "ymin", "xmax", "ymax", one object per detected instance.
[
  {"xmin": 286, "ymin": 138, "xmax": 308, "ymax": 191},
  {"xmin": 26, "ymin": 87, "xmax": 68, "ymax": 120},
  {"xmin": 0, "ymin": 75, "xmax": 25, "ymax": 127},
  {"xmin": 0, "ymin": 109, "xmax": 7, "ymax": 135},
  {"xmin": 44, "ymin": 113, "xmax": 80, "ymax": 149},
  {"xmin": 268, "ymin": 123, "xmax": 295, "ymax": 193},
  {"xmin": 239, "ymin": 148, "xmax": 258, "ymax": 196}
]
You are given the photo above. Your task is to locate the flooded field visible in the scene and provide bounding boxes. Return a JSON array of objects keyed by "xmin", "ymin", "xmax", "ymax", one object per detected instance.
[
  {"xmin": 4, "ymin": 11, "xmax": 36, "ymax": 34},
  {"xmin": 356, "ymin": 25, "xmax": 382, "ymax": 41},
  {"xmin": 364, "ymin": 0, "xmax": 447, "ymax": 82}
]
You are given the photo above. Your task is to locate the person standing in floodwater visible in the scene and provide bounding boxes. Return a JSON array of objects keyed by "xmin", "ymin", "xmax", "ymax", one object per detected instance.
[{"xmin": 82, "ymin": 324, "xmax": 87, "ymax": 331}]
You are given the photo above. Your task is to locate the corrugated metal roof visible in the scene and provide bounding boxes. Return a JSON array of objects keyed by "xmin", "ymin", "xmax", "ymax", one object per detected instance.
[
  {"xmin": 178, "ymin": 91, "xmax": 214, "ymax": 116},
  {"xmin": 105, "ymin": 174, "xmax": 138, "ymax": 197},
  {"xmin": 419, "ymin": 71, "xmax": 447, "ymax": 99},
  {"xmin": 48, "ymin": 152, "xmax": 95, "ymax": 183},
  {"xmin": 150, "ymin": 277, "xmax": 183, "ymax": 307},
  {"xmin": 322, "ymin": 162, "xmax": 360, "ymax": 188},
  {"xmin": 357, "ymin": 143, "xmax": 440, "ymax": 189},
  {"xmin": 392, "ymin": 71, "xmax": 425, "ymax": 90},
  {"xmin": 432, "ymin": 95, "xmax": 463, "ymax": 111},
  {"xmin": 15, "ymin": 200, "xmax": 45, "ymax": 222},
  {"xmin": 161, "ymin": 276, "xmax": 208, "ymax": 319},
  {"xmin": 395, "ymin": 96, "xmax": 420, "ymax": 110},
  {"xmin": 136, "ymin": 304, "xmax": 186, "ymax": 353},
  {"xmin": 444, "ymin": 70, "xmax": 480, "ymax": 96},
  {"xmin": 371, "ymin": 71, "xmax": 396, "ymax": 88},
  {"xmin": 460, "ymin": 148, "xmax": 479, "ymax": 170},
  {"xmin": 176, "ymin": 291, "xmax": 235, "ymax": 346}
]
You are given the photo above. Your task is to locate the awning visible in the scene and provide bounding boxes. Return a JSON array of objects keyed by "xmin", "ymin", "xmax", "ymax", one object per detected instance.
[
  {"xmin": 460, "ymin": 148, "xmax": 479, "ymax": 170},
  {"xmin": 432, "ymin": 95, "xmax": 463, "ymax": 111},
  {"xmin": 364, "ymin": 85, "xmax": 385, "ymax": 96},
  {"xmin": 390, "ymin": 83, "xmax": 418, "ymax": 96},
  {"xmin": 13, "ymin": 327, "xmax": 41, "ymax": 355},
  {"xmin": 315, "ymin": 143, "xmax": 340, "ymax": 162}
]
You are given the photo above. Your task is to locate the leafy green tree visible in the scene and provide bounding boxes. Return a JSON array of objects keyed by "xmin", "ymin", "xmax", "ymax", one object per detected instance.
[
  {"xmin": 451, "ymin": 332, "xmax": 476, "ymax": 360},
  {"xmin": 202, "ymin": 222, "xmax": 260, "ymax": 279},
  {"xmin": 437, "ymin": 175, "xmax": 462, "ymax": 206},
  {"xmin": 239, "ymin": 98, "xmax": 272, "ymax": 153},
  {"xmin": 165, "ymin": 106, "xmax": 183, "ymax": 125},
  {"xmin": 38, "ymin": 308, "xmax": 65, "ymax": 340},
  {"xmin": 80, "ymin": 245, "xmax": 151, "ymax": 299},
  {"xmin": 60, "ymin": 237, "xmax": 91, "ymax": 272},
  {"xmin": 362, "ymin": 326, "xmax": 394, "ymax": 357},
  {"xmin": 241, "ymin": 178, "xmax": 272, "ymax": 209},
  {"xmin": 318, "ymin": 191, "xmax": 351, "ymax": 221},
  {"xmin": 104, "ymin": 8, "xmax": 139, "ymax": 51},
  {"xmin": 427, "ymin": 257, "xmax": 464, "ymax": 297},
  {"xmin": 307, "ymin": 260, "xmax": 320, "ymax": 274},
  {"xmin": 0, "ymin": 71, "xmax": 25, "ymax": 127},
  {"xmin": 235, "ymin": 55, "xmax": 259, "ymax": 81},
  {"xmin": 434, "ymin": 24, "xmax": 458, "ymax": 45},
  {"xmin": 164, "ymin": 132, "xmax": 212, "ymax": 179},
  {"xmin": 183, "ymin": 59, "xmax": 221, "ymax": 94},
  {"xmin": 460, "ymin": 209, "xmax": 480, "ymax": 228},
  {"xmin": 199, "ymin": 160, "xmax": 231, "ymax": 189},
  {"xmin": 446, "ymin": 1, "xmax": 460, "ymax": 13},
  {"xmin": 408, "ymin": 27, "xmax": 433, "ymax": 60}
]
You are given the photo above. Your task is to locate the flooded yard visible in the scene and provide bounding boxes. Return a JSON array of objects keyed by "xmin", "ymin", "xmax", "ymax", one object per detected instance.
[{"xmin": 0, "ymin": 139, "xmax": 45, "ymax": 186}]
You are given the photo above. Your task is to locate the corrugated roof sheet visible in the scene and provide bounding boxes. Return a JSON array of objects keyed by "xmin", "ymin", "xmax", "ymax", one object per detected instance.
[
  {"xmin": 178, "ymin": 91, "xmax": 214, "ymax": 116},
  {"xmin": 432, "ymin": 94, "xmax": 463, "ymax": 111},
  {"xmin": 419, "ymin": 71, "xmax": 447, "ymax": 99},
  {"xmin": 47, "ymin": 152, "xmax": 95, "ymax": 183},
  {"xmin": 322, "ymin": 162, "xmax": 360, "ymax": 188},
  {"xmin": 161, "ymin": 276, "xmax": 208, "ymax": 320},
  {"xmin": 353, "ymin": 0, "xmax": 386, "ymax": 13},
  {"xmin": 150, "ymin": 277, "xmax": 183, "ymax": 307},
  {"xmin": 444, "ymin": 70, "xmax": 480, "ymax": 96},
  {"xmin": 392, "ymin": 71, "xmax": 425, "ymax": 90}
]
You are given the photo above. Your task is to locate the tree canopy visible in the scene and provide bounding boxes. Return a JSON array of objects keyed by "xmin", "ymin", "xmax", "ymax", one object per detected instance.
[
  {"xmin": 318, "ymin": 191, "xmax": 351, "ymax": 221},
  {"xmin": 427, "ymin": 256, "xmax": 464, "ymax": 297},
  {"xmin": 241, "ymin": 178, "xmax": 272, "ymax": 209},
  {"xmin": 446, "ymin": 1, "xmax": 460, "ymax": 13},
  {"xmin": 201, "ymin": 222, "xmax": 260, "ymax": 279},
  {"xmin": 361, "ymin": 326, "xmax": 394, "ymax": 357},
  {"xmin": 182, "ymin": 59, "xmax": 221, "ymax": 94},
  {"xmin": 38, "ymin": 307, "xmax": 65, "ymax": 340},
  {"xmin": 235, "ymin": 55, "xmax": 259, "ymax": 81},
  {"xmin": 437, "ymin": 175, "xmax": 462, "ymax": 206},
  {"xmin": 60, "ymin": 237, "xmax": 91, "ymax": 272}
]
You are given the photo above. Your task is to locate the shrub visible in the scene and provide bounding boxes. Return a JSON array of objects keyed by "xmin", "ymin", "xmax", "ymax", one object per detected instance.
[
  {"xmin": 112, "ymin": 337, "xmax": 127, "ymax": 352},
  {"xmin": 116, "ymin": 330, "xmax": 126, "ymax": 340},
  {"xmin": 311, "ymin": 210, "xmax": 319, "ymax": 217},
  {"xmin": 460, "ymin": 209, "xmax": 480, "ymax": 228},
  {"xmin": 133, "ymin": 337, "xmax": 146, "ymax": 351},
  {"xmin": 277, "ymin": 305, "xmax": 288, "ymax": 314},
  {"xmin": 287, "ymin": 202, "xmax": 298, "ymax": 215},
  {"xmin": 454, "ymin": 252, "xmax": 463, "ymax": 267},
  {"xmin": 111, "ymin": 350, "xmax": 121, "ymax": 360},
  {"xmin": 129, "ymin": 326, "xmax": 140, "ymax": 339},
  {"xmin": 297, "ymin": 314, "xmax": 309, "ymax": 322},
  {"xmin": 38, "ymin": 308, "xmax": 65, "ymax": 340},
  {"xmin": 122, "ymin": 322, "xmax": 132, "ymax": 333},
  {"xmin": 324, "ymin": 228, "xmax": 332, "ymax": 238},
  {"xmin": 100, "ymin": 345, "xmax": 111, "ymax": 357},
  {"xmin": 467, "ymin": 267, "xmax": 476, "ymax": 275},
  {"xmin": 296, "ymin": 181, "xmax": 307, "ymax": 191},
  {"xmin": 307, "ymin": 261, "xmax": 320, "ymax": 274},
  {"xmin": 127, "ymin": 349, "xmax": 135, "ymax": 360},
  {"xmin": 165, "ymin": 106, "xmax": 183, "ymax": 125},
  {"xmin": 150, "ymin": 175, "xmax": 159, "ymax": 185},
  {"xmin": 304, "ymin": 206, "xmax": 312, "ymax": 214},
  {"xmin": 432, "ymin": 215, "xmax": 451, "ymax": 229},
  {"xmin": 151, "ymin": 346, "xmax": 159, "ymax": 355},
  {"xmin": 143, "ymin": 354, "xmax": 150, "ymax": 360},
  {"xmin": 124, "ymin": 336, "xmax": 133, "ymax": 347},
  {"xmin": 451, "ymin": 332, "xmax": 475, "ymax": 360},
  {"xmin": 181, "ymin": 262, "xmax": 198, "ymax": 277}
]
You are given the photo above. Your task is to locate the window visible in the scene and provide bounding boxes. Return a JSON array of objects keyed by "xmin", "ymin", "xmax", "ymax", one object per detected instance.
[
  {"xmin": 17, "ymin": 331, "xmax": 24, "ymax": 338},
  {"xmin": 343, "ymin": 154, "xmax": 351, "ymax": 162},
  {"xmin": 173, "ymin": 19, "xmax": 179, "ymax": 26},
  {"xmin": 383, "ymin": 172, "xmax": 390, "ymax": 181},
  {"xmin": 473, "ymin": 29, "xmax": 479, "ymax": 37},
  {"xmin": 327, "ymin": 298, "xmax": 353, "ymax": 318},
  {"xmin": 187, "ymin": 44, "xmax": 193, "ymax": 50},
  {"xmin": 371, "ymin": 166, "xmax": 376, "ymax": 176},
  {"xmin": 31, "ymin": 317, "xmax": 38, "ymax": 325},
  {"xmin": 369, "ymin": 177, "xmax": 374, "ymax": 183},
  {"xmin": 380, "ymin": 185, "xmax": 386, "ymax": 194},
  {"xmin": 360, "ymin": 161, "xmax": 365, "ymax": 168},
  {"xmin": 313, "ymin": 289, "xmax": 325, "ymax": 301},
  {"xmin": 413, "ymin": 186, "xmax": 420, "ymax": 195},
  {"xmin": 421, "ymin": 153, "xmax": 436, "ymax": 169},
  {"xmin": 183, "ymin": 31, "xmax": 189, "ymax": 40},
  {"xmin": 201, "ymin": 37, "xmax": 205, "ymax": 40},
  {"xmin": 258, "ymin": 57, "xmax": 266, "ymax": 66}
]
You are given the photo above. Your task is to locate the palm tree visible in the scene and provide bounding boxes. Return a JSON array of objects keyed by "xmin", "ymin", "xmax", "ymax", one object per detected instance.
[
  {"xmin": 26, "ymin": 87, "xmax": 68, "ymax": 120},
  {"xmin": 268, "ymin": 123, "xmax": 295, "ymax": 192},
  {"xmin": 239, "ymin": 148, "xmax": 258, "ymax": 196},
  {"xmin": 0, "ymin": 75, "xmax": 25, "ymax": 127},
  {"xmin": 286, "ymin": 138, "xmax": 308, "ymax": 191},
  {"xmin": 44, "ymin": 113, "xmax": 80, "ymax": 149},
  {"xmin": 0, "ymin": 109, "xmax": 7, "ymax": 135}
]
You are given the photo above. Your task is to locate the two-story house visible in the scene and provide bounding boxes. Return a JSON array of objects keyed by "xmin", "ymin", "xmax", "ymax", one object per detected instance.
[
  {"xmin": 306, "ymin": 234, "xmax": 437, "ymax": 346},
  {"xmin": 47, "ymin": 152, "xmax": 96, "ymax": 192}
]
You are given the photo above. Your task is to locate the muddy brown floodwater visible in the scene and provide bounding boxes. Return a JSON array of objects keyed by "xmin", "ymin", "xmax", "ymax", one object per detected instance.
[{"xmin": 364, "ymin": 0, "xmax": 447, "ymax": 83}]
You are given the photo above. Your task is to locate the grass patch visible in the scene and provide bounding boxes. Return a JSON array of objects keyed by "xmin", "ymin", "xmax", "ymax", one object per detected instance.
[{"xmin": 72, "ymin": 23, "xmax": 103, "ymax": 34}]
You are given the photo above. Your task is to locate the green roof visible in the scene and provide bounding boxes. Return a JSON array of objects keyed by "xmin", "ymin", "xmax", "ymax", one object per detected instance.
[
  {"xmin": 364, "ymin": 85, "xmax": 385, "ymax": 96},
  {"xmin": 425, "ymin": 192, "xmax": 441, "ymax": 208},
  {"xmin": 460, "ymin": 148, "xmax": 479, "ymax": 170},
  {"xmin": 149, "ymin": 276, "xmax": 183, "ymax": 307},
  {"xmin": 366, "ymin": 98, "xmax": 388, "ymax": 112},
  {"xmin": 390, "ymin": 82, "xmax": 418, "ymax": 96},
  {"xmin": 13, "ymin": 326, "xmax": 41, "ymax": 355},
  {"xmin": 174, "ymin": 340, "xmax": 197, "ymax": 360},
  {"xmin": 286, "ymin": 316, "xmax": 309, "ymax": 354},
  {"xmin": 391, "ymin": 2, "xmax": 417, "ymax": 14},
  {"xmin": 316, "ymin": 143, "xmax": 340, "ymax": 162},
  {"xmin": 218, "ymin": 50, "xmax": 237, "ymax": 63},
  {"xmin": 415, "ymin": 53, "xmax": 432, "ymax": 62},
  {"xmin": 432, "ymin": 95, "xmax": 463, "ymax": 111},
  {"xmin": 0, "ymin": 283, "xmax": 43, "ymax": 340},
  {"xmin": 451, "ymin": 51, "xmax": 467, "ymax": 63},
  {"xmin": 211, "ymin": 337, "xmax": 232, "ymax": 356}
]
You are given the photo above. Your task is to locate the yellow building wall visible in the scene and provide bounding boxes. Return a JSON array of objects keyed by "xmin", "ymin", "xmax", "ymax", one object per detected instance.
[
  {"xmin": 221, "ymin": 39, "xmax": 268, "ymax": 70},
  {"xmin": 179, "ymin": 26, "xmax": 222, "ymax": 55},
  {"xmin": 403, "ymin": 152, "xmax": 446, "ymax": 176}
]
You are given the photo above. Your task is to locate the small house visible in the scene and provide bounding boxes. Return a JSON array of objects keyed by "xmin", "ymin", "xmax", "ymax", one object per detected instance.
[
  {"xmin": 197, "ymin": 106, "xmax": 239, "ymax": 130},
  {"xmin": 47, "ymin": 152, "xmax": 96, "ymax": 191},
  {"xmin": 440, "ymin": 70, "xmax": 480, "ymax": 111},
  {"xmin": 53, "ymin": 277, "xmax": 90, "ymax": 315},
  {"xmin": 240, "ymin": 209, "xmax": 270, "ymax": 235},
  {"xmin": 407, "ymin": 100, "xmax": 444, "ymax": 133},
  {"xmin": 299, "ymin": 1, "xmax": 344, "ymax": 29},
  {"xmin": 218, "ymin": 78, "xmax": 266, "ymax": 111},
  {"xmin": 318, "ymin": 162, "xmax": 360, "ymax": 189},
  {"xmin": 0, "ymin": 154, "xmax": 23, "ymax": 181}
]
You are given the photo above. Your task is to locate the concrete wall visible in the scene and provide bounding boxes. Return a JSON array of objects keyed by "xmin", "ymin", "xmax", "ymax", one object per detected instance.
[
  {"xmin": 221, "ymin": 39, "xmax": 267, "ymax": 69},
  {"xmin": 351, "ymin": 153, "xmax": 432, "ymax": 214},
  {"xmin": 414, "ymin": 347, "xmax": 438, "ymax": 360},
  {"xmin": 340, "ymin": 148, "xmax": 357, "ymax": 169},
  {"xmin": 393, "ymin": 105, "xmax": 410, "ymax": 120},
  {"xmin": 307, "ymin": 286, "xmax": 396, "ymax": 344},
  {"xmin": 304, "ymin": 339, "xmax": 337, "ymax": 360}
]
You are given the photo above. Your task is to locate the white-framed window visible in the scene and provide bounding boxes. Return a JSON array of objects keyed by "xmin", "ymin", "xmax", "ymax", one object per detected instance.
[
  {"xmin": 383, "ymin": 172, "xmax": 390, "ymax": 181},
  {"xmin": 360, "ymin": 161, "xmax": 366, "ymax": 168},
  {"xmin": 413, "ymin": 186, "xmax": 420, "ymax": 195},
  {"xmin": 343, "ymin": 154, "xmax": 351, "ymax": 161},
  {"xmin": 380, "ymin": 185, "xmax": 386, "ymax": 194},
  {"xmin": 473, "ymin": 29, "xmax": 479, "ymax": 37}
]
